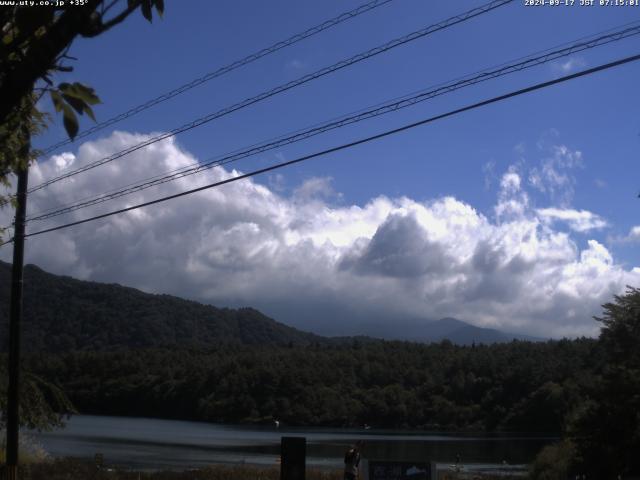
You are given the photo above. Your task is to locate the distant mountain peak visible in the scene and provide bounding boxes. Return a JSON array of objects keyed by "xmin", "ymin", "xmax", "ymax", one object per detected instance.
[{"xmin": 426, "ymin": 317, "xmax": 543, "ymax": 344}]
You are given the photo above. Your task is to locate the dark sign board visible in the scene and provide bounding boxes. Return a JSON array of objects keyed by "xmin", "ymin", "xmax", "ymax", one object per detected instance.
[
  {"xmin": 280, "ymin": 436, "xmax": 306, "ymax": 480},
  {"xmin": 368, "ymin": 460, "xmax": 431, "ymax": 480}
]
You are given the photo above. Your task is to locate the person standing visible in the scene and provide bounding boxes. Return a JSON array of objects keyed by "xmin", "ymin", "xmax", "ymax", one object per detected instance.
[{"xmin": 344, "ymin": 441, "xmax": 363, "ymax": 480}]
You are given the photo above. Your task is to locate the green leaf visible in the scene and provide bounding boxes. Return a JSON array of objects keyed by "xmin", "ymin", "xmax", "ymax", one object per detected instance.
[
  {"xmin": 61, "ymin": 94, "xmax": 86, "ymax": 115},
  {"xmin": 153, "ymin": 0, "xmax": 164, "ymax": 17},
  {"xmin": 141, "ymin": 0, "xmax": 153, "ymax": 22},
  {"xmin": 50, "ymin": 90, "xmax": 64, "ymax": 112},
  {"xmin": 52, "ymin": 94, "xmax": 80, "ymax": 140},
  {"xmin": 61, "ymin": 103, "xmax": 79, "ymax": 140},
  {"xmin": 58, "ymin": 82, "xmax": 100, "ymax": 105},
  {"xmin": 60, "ymin": 92, "xmax": 97, "ymax": 123},
  {"xmin": 73, "ymin": 83, "xmax": 100, "ymax": 105},
  {"xmin": 83, "ymin": 104, "xmax": 96, "ymax": 122}
]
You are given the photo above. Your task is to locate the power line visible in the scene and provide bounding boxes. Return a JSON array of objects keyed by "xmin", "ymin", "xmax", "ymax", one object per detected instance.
[
  {"xmin": 27, "ymin": 18, "xmax": 640, "ymax": 221},
  {"xmin": 0, "ymin": 236, "xmax": 14, "ymax": 248},
  {"xmin": 24, "ymin": 22, "xmax": 640, "ymax": 223},
  {"xmin": 20, "ymin": 51, "xmax": 640, "ymax": 241},
  {"xmin": 27, "ymin": 0, "xmax": 514, "ymax": 195},
  {"xmin": 38, "ymin": 0, "xmax": 395, "ymax": 156}
]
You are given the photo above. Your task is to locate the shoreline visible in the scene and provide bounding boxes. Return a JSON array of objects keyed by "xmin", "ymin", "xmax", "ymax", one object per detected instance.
[
  {"xmin": 28, "ymin": 415, "xmax": 546, "ymax": 474},
  {"xmin": 49, "ymin": 412, "xmax": 562, "ymax": 437}
]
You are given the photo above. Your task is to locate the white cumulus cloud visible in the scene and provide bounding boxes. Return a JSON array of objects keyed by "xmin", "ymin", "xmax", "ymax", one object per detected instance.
[
  {"xmin": 608, "ymin": 225, "xmax": 640, "ymax": 244},
  {"xmin": 629, "ymin": 226, "xmax": 640, "ymax": 240},
  {"xmin": 552, "ymin": 57, "xmax": 587, "ymax": 74},
  {"xmin": 1, "ymin": 132, "xmax": 637, "ymax": 339},
  {"xmin": 536, "ymin": 207, "xmax": 608, "ymax": 232}
]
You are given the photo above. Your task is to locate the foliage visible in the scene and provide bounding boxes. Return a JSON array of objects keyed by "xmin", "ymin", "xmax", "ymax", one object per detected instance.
[
  {"xmin": 21, "ymin": 339, "xmax": 599, "ymax": 432},
  {"xmin": 0, "ymin": 0, "xmax": 164, "ymax": 130},
  {"xmin": 596, "ymin": 286, "xmax": 640, "ymax": 368},
  {"xmin": 0, "ymin": 92, "xmax": 48, "ymax": 240},
  {"xmin": 528, "ymin": 440, "xmax": 576, "ymax": 480},
  {"xmin": 567, "ymin": 287, "xmax": 640, "ymax": 477},
  {"xmin": 0, "ymin": 432, "xmax": 49, "ymax": 464},
  {"xmin": 49, "ymin": 82, "xmax": 100, "ymax": 140},
  {"xmin": 0, "ymin": 361, "xmax": 76, "ymax": 431},
  {"xmin": 0, "ymin": 94, "xmax": 48, "ymax": 183},
  {"xmin": 0, "ymin": 0, "xmax": 164, "ymax": 227}
]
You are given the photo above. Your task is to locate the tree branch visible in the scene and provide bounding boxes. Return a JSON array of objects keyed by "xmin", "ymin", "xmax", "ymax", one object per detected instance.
[
  {"xmin": 101, "ymin": 0, "xmax": 123, "ymax": 17},
  {"xmin": 0, "ymin": 4, "xmax": 99, "ymax": 123},
  {"xmin": 0, "ymin": 0, "xmax": 143, "ymax": 126},
  {"xmin": 81, "ymin": 0, "xmax": 141, "ymax": 38}
]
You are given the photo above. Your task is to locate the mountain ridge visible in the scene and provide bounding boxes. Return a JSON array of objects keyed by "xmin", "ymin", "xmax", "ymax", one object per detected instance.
[
  {"xmin": 0, "ymin": 261, "xmax": 541, "ymax": 351},
  {"xmin": 0, "ymin": 260, "xmax": 323, "ymax": 352}
]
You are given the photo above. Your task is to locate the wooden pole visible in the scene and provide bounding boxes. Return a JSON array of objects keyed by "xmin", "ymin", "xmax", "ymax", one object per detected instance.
[{"xmin": 5, "ymin": 158, "xmax": 29, "ymax": 480}]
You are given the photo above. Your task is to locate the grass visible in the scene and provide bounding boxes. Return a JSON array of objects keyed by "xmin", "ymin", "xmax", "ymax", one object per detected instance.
[
  {"xmin": 15, "ymin": 458, "xmax": 526, "ymax": 480},
  {"xmin": 18, "ymin": 459, "xmax": 342, "ymax": 480}
]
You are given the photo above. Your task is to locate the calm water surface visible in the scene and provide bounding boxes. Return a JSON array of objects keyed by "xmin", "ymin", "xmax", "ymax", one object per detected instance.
[{"xmin": 30, "ymin": 415, "xmax": 556, "ymax": 471}]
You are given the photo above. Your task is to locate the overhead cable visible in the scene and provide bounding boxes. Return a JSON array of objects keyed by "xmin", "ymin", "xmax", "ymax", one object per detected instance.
[
  {"xmin": 38, "ymin": 0, "xmax": 396, "ymax": 155},
  {"xmin": 20, "ymin": 51, "xmax": 640, "ymax": 240},
  {"xmin": 25, "ymin": 22, "xmax": 640, "ymax": 223},
  {"xmin": 27, "ymin": 0, "xmax": 514, "ymax": 194}
]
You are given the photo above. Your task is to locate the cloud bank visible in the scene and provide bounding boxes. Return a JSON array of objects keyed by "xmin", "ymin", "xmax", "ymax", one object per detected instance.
[{"xmin": 1, "ymin": 132, "xmax": 638, "ymax": 338}]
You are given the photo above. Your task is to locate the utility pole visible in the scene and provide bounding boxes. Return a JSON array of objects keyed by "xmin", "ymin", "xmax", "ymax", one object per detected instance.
[{"xmin": 5, "ymin": 133, "xmax": 30, "ymax": 480}]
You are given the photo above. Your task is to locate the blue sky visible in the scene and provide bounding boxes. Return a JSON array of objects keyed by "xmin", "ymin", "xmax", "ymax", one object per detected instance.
[
  {"xmin": 6, "ymin": 0, "xmax": 640, "ymax": 338},
  {"xmin": 36, "ymin": 0, "xmax": 640, "ymax": 245}
]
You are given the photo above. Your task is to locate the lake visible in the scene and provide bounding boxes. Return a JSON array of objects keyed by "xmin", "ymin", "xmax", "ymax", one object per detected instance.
[{"xmin": 29, "ymin": 415, "xmax": 556, "ymax": 473}]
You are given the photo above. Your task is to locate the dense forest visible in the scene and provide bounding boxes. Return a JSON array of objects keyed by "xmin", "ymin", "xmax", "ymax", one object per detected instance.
[
  {"xmin": 0, "ymin": 261, "xmax": 324, "ymax": 351},
  {"xmin": 21, "ymin": 339, "xmax": 599, "ymax": 432}
]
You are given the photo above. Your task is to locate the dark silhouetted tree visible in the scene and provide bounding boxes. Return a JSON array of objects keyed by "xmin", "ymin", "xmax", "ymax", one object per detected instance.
[{"xmin": 568, "ymin": 287, "xmax": 640, "ymax": 477}]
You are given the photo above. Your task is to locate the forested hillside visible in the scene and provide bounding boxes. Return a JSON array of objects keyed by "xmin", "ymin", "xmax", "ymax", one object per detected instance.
[
  {"xmin": 22, "ymin": 338, "xmax": 600, "ymax": 432},
  {"xmin": 0, "ymin": 261, "xmax": 539, "ymax": 348},
  {"xmin": 0, "ymin": 261, "xmax": 322, "ymax": 351},
  {"xmin": 0, "ymin": 260, "xmax": 601, "ymax": 434}
]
